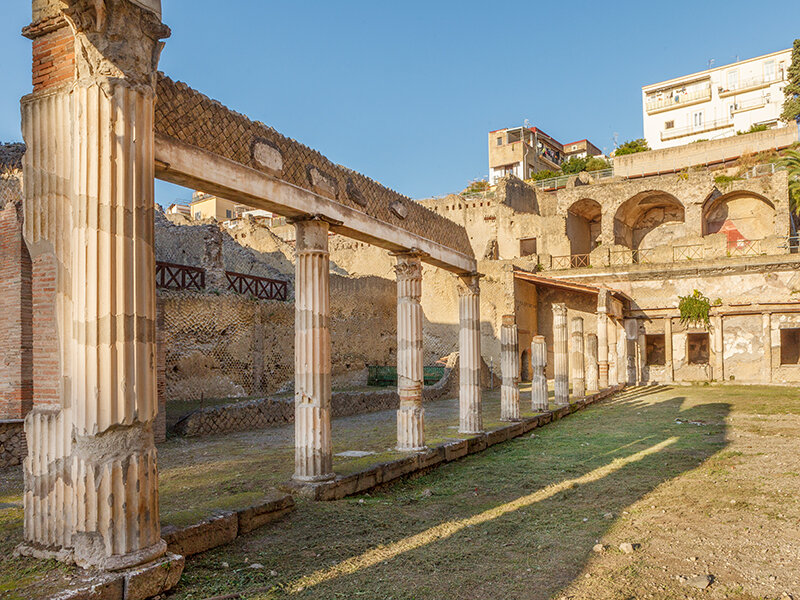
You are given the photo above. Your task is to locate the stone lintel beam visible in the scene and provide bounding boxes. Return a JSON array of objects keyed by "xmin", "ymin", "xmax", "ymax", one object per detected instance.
[{"xmin": 154, "ymin": 135, "xmax": 476, "ymax": 274}]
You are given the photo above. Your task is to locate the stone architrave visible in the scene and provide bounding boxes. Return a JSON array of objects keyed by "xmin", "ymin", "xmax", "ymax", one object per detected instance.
[
  {"xmin": 570, "ymin": 317, "xmax": 585, "ymax": 398},
  {"xmin": 500, "ymin": 314, "xmax": 520, "ymax": 421},
  {"xmin": 457, "ymin": 273, "xmax": 483, "ymax": 434},
  {"xmin": 394, "ymin": 251, "xmax": 425, "ymax": 451},
  {"xmin": 292, "ymin": 216, "xmax": 335, "ymax": 482},
  {"xmin": 586, "ymin": 333, "xmax": 599, "ymax": 391},
  {"xmin": 531, "ymin": 336, "xmax": 548, "ymax": 411},
  {"xmin": 552, "ymin": 303, "xmax": 569, "ymax": 406}
]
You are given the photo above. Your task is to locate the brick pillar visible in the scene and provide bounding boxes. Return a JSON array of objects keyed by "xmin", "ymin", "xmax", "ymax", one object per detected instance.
[{"xmin": 0, "ymin": 196, "xmax": 33, "ymax": 420}]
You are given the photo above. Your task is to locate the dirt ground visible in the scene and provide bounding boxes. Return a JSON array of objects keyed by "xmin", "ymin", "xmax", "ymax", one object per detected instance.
[{"xmin": 2, "ymin": 384, "xmax": 800, "ymax": 599}]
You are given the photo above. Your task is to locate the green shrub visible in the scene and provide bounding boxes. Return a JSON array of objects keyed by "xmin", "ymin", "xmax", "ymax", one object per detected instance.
[
  {"xmin": 679, "ymin": 289, "xmax": 711, "ymax": 328},
  {"xmin": 614, "ymin": 139, "xmax": 650, "ymax": 156}
]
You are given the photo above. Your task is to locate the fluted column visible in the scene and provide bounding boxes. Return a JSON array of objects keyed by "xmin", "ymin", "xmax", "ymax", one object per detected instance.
[
  {"xmin": 531, "ymin": 336, "xmax": 548, "ymax": 411},
  {"xmin": 293, "ymin": 217, "xmax": 335, "ymax": 481},
  {"xmin": 624, "ymin": 318, "xmax": 638, "ymax": 384},
  {"xmin": 586, "ymin": 333, "xmax": 599, "ymax": 392},
  {"xmin": 553, "ymin": 303, "xmax": 569, "ymax": 406},
  {"xmin": 607, "ymin": 318, "xmax": 618, "ymax": 386},
  {"xmin": 664, "ymin": 317, "xmax": 674, "ymax": 382},
  {"xmin": 570, "ymin": 317, "xmax": 585, "ymax": 398},
  {"xmin": 500, "ymin": 315, "xmax": 520, "ymax": 421},
  {"xmin": 457, "ymin": 273, "xmax": 483, "ymax": 434},
  {"xmin": 637, "ymin": 322, "xmax": 647, "ymax": 384},
  {"xmin": 597, "ymin": 311, "xmax": 609, "ymax": 389},
  {"xmin": 394, "ymin": 252, "xmax": 425, "ymax": 451}
]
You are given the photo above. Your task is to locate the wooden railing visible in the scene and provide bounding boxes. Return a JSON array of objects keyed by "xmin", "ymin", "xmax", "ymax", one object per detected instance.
[
  {"xmin": 226, "ymin": 271, "xmax": 289, "ymax": 301},
  {"xmin": 156, "ymin": 261, "xmax": 205, "ymax": 291}
]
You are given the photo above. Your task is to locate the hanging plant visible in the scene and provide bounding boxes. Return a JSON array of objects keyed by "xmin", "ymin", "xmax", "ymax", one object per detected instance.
[{"xmin": 678, "ymin": 289, "xmax": 711, "ymax": 329}]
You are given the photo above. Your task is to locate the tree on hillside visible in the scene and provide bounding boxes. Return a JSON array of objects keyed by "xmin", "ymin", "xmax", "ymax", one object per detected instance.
[
  {"xmin": 561, "ymin": 157, "xmax": 587, "ymax": 174},
  {"xmin": 614, "ymin": 138, "xmax": 650, "ymax": 156},
  {"xmin": 585, "ymin": 156, "xmax": 611, "ymax": 172},
  {"xmin": 781, "ymin": 39, "xmax": 800, "ymax": 123},
  {"xmin": 780, "ymin": 149, "xmax": 800, "ymax": 215}
]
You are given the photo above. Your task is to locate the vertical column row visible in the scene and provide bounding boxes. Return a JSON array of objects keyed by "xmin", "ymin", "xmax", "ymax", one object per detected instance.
[{"xmin": 394, "ymin": 252, "xmax": 425, "ymax": 451}]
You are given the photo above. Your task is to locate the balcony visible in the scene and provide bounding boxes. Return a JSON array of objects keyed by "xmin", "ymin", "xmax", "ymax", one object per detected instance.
[
  {"xmin": 719, "ymin": 74, "xmax": 784, "ymax": 97},
  {"xmin": 646, "ymin": 85, "xmax": 712, "ymax": 114},
  {"xmin": 661, "ymin": 118, "xmax": 733, "ymax": 142}
]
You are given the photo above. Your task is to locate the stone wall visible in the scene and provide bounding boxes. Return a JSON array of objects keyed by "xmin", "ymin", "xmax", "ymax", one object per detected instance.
[{"xmin": 0, "ymin": 420, "xmax": 26, "ymax": 468}]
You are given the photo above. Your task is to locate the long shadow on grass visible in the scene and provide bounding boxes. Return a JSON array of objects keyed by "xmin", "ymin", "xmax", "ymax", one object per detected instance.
[{"xmin": 170, "ymin": 388, "xmax": 730, "ymax": 600}]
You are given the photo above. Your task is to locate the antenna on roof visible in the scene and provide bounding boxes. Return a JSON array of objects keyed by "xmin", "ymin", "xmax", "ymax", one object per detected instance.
[
  {"xmin": 708, "ymin": 58, "xmax": 715, "ymax": 69},
  {"xmin": 524, "ymin": 118, "xmax": 530, "ymax": 128}
]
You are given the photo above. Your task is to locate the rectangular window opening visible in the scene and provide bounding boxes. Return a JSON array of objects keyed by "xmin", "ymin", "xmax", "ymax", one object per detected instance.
[
  {"xmin": 780, "ymin": 328, "xmax": 800, "ymax": 365},
  {"xmin": 687, "ymin": 332, "xmax": 710, "ymax": 365},
  {"xmin": 520, "ymin": 237, "xmax": 538, "ymax": 257},
  {"xmin": 645, "ymin": 334, "xmax": 666, "ymax": 366}
]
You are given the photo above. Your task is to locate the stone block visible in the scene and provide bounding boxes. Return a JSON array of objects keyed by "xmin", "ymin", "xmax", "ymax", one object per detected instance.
[
  {"xmin": 486, "ymin": 428, "xmax": 510, "ymax": 447},
  {"xmin": 161, "ymin": 511, "xmax": 238, "ymax": 557},
  {"xmin": 539, "ymin": 413, "xmax": 553, "ymax": 425},
  {"xmin": 443, "ymin": 439, "xmax": 468, "ymax": 461},
  {"xmin": 417, "ymin": 447, "xmax": 444, "ymax": 470},
  {"xmin": 123, "ymin": 553, "xmax": 184, "ymax": 600},
  {"xmin": 379, "ymin": 455, "xmax": 419, "ymax": 483},
  {"xmin": 466, "ymin": 434, "xmax": 488, "ymax": 454},
  {"xmin": 354, "ymin": 466, "xmax": 382, "ymax": 494},
  {"xmin": 506, "ymin": 422, "xmax": 524, "ymax": 439},
  {"xmin": 521, "ymin": 416, "xmax": 539, "ymax": 433},
  {"xmin": 49, "ymin": 575, "xmax": 123, "ymax": 600},
  {"xmin": 237, "ymin": 494, "xmax": 295, "ymax": 534}
]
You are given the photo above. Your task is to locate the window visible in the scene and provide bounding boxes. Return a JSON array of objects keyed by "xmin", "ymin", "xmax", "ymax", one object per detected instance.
[
  {"xmin": 226, "ymin": 209, "xmax": 232, "ymax": 218},
  {"xmin": 764, "ymin": 60, "xmax": 776, "ymax": 82},
  {"xmin": 665, "ymin": 120, "xmax": 674, "ymax": 130},
  {"xmin": 780, "ymin": 328, "xmax": 800, "ymax": 365},
  {"xmin": 195, "ymin": 211, "xmax": 202, "ymax": 219},
  {"xmin": 693, "ymin": 111, "xmax": 704, "ymax": 128},
  {"xmin": 645, "ymin": 334, "xmax": 666, "ymax": 366},
  {"xmin": 572, "ymin": 144, "xmax": 578, "ymax": 151},
  {"xmin": 687, "ymin": 333, "xmax": 710, "ymax": 365},
  {"xmin": 728, "ymin": 103, "xmax": 735, "ymax": 117},
  {"xmin": 496, "ymin": 136, "xmax": 503, "ymax": 146},
  {"xmin": 520, "ymin": 237, "xmax": 538, "ymax": 257},
  {"xmin": 727, "ymin": 70, "xmax": 738, "ymax": 90}
]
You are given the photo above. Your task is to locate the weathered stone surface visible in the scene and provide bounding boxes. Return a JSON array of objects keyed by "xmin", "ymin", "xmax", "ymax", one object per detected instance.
[
  {"xmin": 123, "ymin": 553, "xmax": 185, "ymax": 600},
  {"xmin": 0, "ymin": 420, "xmax": 26, "ymax": 467},
  {"xmin": 161, "ymin": 512, "xmax": 238, "ymax": 557},
  {"xmin": 237, "ymin": 494, "xmax": 296, "ymax": 535}
]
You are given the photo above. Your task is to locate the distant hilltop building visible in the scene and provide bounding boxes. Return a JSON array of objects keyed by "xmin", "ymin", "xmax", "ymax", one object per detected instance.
[
  {"xmin": 642, "ymin": 48, "xmax": 792, "ymax": 150},
  {"xmin": 488, "ymin": 126, "xmax": 601, "ymax": 184}
]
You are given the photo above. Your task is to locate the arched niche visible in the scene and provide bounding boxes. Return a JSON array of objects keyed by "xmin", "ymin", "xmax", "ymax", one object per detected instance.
[
  {"xmin": 566, "ymin": 198, "xmax": 602, "ymax": 255},
  {"xmin": 613, "ymin": 191, "xmax": 685, "ymax": 249},
  {"xmin": 702, "ymin": 190, "xmax": 775, "ymax": 241}
]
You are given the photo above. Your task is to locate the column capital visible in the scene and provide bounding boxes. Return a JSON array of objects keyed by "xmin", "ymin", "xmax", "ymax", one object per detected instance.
[
  {"xmin": 552, "ymin": 302, "xmax": 567, "ymax": 317},
  {"xmin": 393, "ymin": 256, "xmax": 423, "ymax": 281},
  {"xmin": 456, "ymin": 272, "xmax": 483, "ymax": 296},
  {"xmin": 501, "ymin": 314, "xmax": 516, "ymax": 327},
  {"xmin": 287, "ymin": 213, "xmax": 343, "ymax": 227}
]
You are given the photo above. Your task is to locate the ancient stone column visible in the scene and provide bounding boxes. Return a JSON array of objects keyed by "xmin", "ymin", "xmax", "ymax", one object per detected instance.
[
  {"xmin": 457, "ymin": 273, "xmax": 483, "ymax": 434},
  {"xmin": 624, "ymin": 318, "xmax": 638, "ymax": 384},
  {"xmin": 607, "ymin": 318, "xmax": 618, "ymax": 386},
  {"xmin": 394, "ymin": 252, "xmax": 425, "ymax": 451},
  {"xmin": 531, "ymin": 336, "xmax": 548, "ymax": 411},
  {"xmin": 500, "ymin": 315, "xmax": 520, "ymax": 421},
  {"xmin": 293, "ymin": 217, "xmax": 335, "ymax": 481},
  {"xmin": 597, "ymin": 311, "xmax": 609, "ymax": 389},
  {"xmin": 664, "ymin": 317, "xmax": 674, "ymax": 382},
  {"xmin": 586, "ymin": 333, "xmax": 599, "ymax": 392},
  {"xmin": 637, "ymin": 322, "xmax": 647, "ymax": 384},
  {"xmin": 552, "ymin": 303, "xmax": 569, "ymax": 406},
  {"xmin": 762, "ymin": 312, "xmax": 772, "ymax": 383},
  {"xmin": 570, "ymin": 317, "xmax": 585, "ymax": 398},
  {"xmin": 712, "ymin": 315, "xmax": 723, "ymax": 382}
]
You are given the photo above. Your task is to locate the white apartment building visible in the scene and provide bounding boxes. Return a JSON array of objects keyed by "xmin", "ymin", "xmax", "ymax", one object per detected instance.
[{"xmin": 642, "ymin": 48, "xmax": 791, "ymax": 150}]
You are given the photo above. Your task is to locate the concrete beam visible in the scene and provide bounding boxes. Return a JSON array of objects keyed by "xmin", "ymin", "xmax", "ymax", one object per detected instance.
[{"xmin": 154, "ymin": 136, "xmax": 476, "ymax": 274}]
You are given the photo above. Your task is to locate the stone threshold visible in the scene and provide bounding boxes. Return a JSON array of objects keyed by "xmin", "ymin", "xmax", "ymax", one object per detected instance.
[{"xmin": 287, "ymin": 384, "xmax": 626, "ymax": 501}]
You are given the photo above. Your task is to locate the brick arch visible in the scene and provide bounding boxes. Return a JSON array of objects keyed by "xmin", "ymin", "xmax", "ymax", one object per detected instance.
[
  {"xmin": 613, "ymin": 190, "xmax": 685, "ymax": 250},
  {"xmin": 701, "ymin": 190, "xmax": 775, "ymax": 241}
]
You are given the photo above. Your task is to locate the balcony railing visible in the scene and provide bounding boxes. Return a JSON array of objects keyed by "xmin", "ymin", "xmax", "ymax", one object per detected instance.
[
  {"xmin": 531, "ymin": 168, "xmax": 614, "ymax": 191},
  {"xmin": 720, "ymin": 74, "xmax": 784, "ymax": 96},
  {"xmin": 646, "ymin": 85, "xmax": 712, "ymax": 113},
  {"xmin": 226, "ymin": 271, "xmax": 289, "ymax": 301},
  {"xmin": 156, "ymin": 261, "xmax": 289, "ymax": 300},
  {"xmin": 661, "ymin": 118, "xmax": 733, "ymax": 141},
  {"xmin": 551, "ymin": 254, "xmax": 590, "ymax": 269},
  {"xmin": 609, "ymin": 248, "xmax": 654, "ymax": 265},
  {"xmin": 673, "ymin": 244, "xmax": 704, "ymax": 261},
  {"xmin": 727, "ymin": 238, "xmax": 762, "ymax": 257},
  {"xmin": 156, "ymin": 262, "xmax": 206, "ymax": 291}
]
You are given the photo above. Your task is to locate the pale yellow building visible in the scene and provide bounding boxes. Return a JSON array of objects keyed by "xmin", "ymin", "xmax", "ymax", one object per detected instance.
[{"xmin": 190, "ymin": 192, "xmax": 245, "ymax": 221}]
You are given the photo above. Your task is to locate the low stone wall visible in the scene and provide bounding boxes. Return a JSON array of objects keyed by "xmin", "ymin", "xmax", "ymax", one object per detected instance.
[
  {"xmin": 0, "ymin": 420, "xmax": 26, "ymax": 467},
  {"xmin": 172, "ymin": 354, "xmax": 463, "ymax": 437}
]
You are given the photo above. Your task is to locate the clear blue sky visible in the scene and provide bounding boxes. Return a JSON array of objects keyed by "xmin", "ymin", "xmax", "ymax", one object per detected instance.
[{"xmin": 0, "ymin": 1, "xmax": 795, "ymax": 203}]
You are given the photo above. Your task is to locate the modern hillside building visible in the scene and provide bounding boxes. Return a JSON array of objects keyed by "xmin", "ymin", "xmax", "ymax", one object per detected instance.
[
  {"xmin": 488, "ymin": 126, "xmax": 601, "ymax": 184},
  {"xmin": 642, "ymin": 48, "xmax": 792, "ymax": 150}
]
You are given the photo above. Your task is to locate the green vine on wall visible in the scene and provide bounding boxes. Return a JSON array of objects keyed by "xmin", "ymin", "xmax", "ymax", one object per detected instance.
[{"xmin": 678, "ymin": 289, "xmax": 711, "ymax": 328}]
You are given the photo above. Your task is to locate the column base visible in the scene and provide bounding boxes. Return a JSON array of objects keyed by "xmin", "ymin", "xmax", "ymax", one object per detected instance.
[
  {"xmin": 74, "ymin": 538, "xmax": 167, "ymax": 572},
  {"xmin": 292, "ymin": 472, "xmax": 336, "ymax": 483},
  {"xmin": 395, "ymin": 444, "xmax": 428, "ymax": 453},
  {"xmin": 458, "ymin": 428, "xmax": 484, "ymax": 435}
]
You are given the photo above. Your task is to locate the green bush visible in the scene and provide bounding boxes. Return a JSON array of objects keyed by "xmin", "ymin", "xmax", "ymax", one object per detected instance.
[
  {"xmin": 561, "ymin": 157, "xmax": 587, "ymax": 174},
  {"xmin": 585, "ymin": 157, "xmax": 611, "ymax": 172},
  {"xmin": 531, "ymin": 169, "xmax": 559, "ymax": 181},
  {"xmin": 736, "ymin": 124, "xmax": 770, "ymax": 135},
  {"xmin": 614, "ymin": 139, "xmax": 650, "ymax": 156},
  {"xmin": 679, "ymin": 289, "xmax": 711, "ymax": 328}
]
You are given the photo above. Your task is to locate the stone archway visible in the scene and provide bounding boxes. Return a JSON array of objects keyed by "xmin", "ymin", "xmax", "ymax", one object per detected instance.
[
  {"xmin": 566, "ymin": 198, "xmax": 602, "ymax": 256},
  {"xmin": 613, "ymin": 191, "xmax": 685, "ymax": 249}
]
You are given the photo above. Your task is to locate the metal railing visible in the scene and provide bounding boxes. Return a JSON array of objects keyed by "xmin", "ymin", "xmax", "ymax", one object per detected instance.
[
  {"xmin": 609, "ymin": 248, "xmax": 654, "ymax": 265},
  {"xmin": 721, "ymin": 73, "xmax": 784, "ymax": 95},
  {"xmin": 551, "ymin": 254, "xmax": 590, "ymax": 270},
  {"xmin": 646, "ymin": 85, "xmax": 712, "ymax": 113},
  {"xmin": 661, "ymin": 118, "xmax": 733, "ymax": 141},
  {"xmin": 727, "ymin": 238, "xmax": 762, "ymax": 256},
  {"xmin": 531, "ymin": 168, "xmax": 614, "ymax": 191},
  {"xmin": 226, "ymin": 271, "xmax": 289, "ymax": 301},
  {"xmin": 156, "ymin": 262, "xmax": 206, "ymax": 291},
  {"xmin": 673, "ymin": 244, "xmax": 704, "ymax": 261}
]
